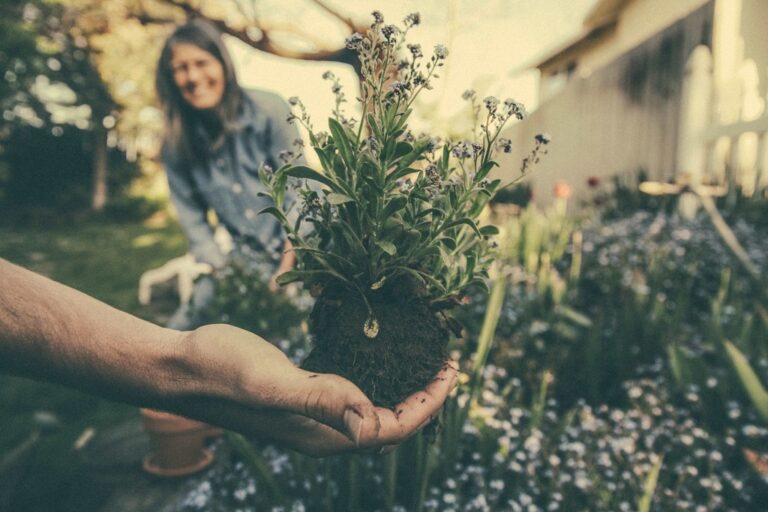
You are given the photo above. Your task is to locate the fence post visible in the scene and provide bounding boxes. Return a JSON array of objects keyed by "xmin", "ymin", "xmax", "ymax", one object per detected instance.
[{"xmin": 677, "ymin": 45, "xmax": 713, "ymax": 219}]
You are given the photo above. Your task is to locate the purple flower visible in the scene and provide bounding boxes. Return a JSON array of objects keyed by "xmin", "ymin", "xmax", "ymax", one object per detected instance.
[
  {"xmin": 434, "ymin": 44, "xmax": 448, "ymax": 60},
  {"xmin": 407, "ymin": 44, "xmax": 423, "ymax": 58},
  {"xmin": 497, "ymin": 138, "xmax": 513, "ymax": 153},
  {"xmin": 345, "ymin": 33, "xmax": 364, "ymax": 50},
  {"xmin": 403, "ymin": 12, "xmax": 421, "ymax": 27},
  {"xmin": 381, "ymin": 25, "xmax": 398, "ymax": 43}
]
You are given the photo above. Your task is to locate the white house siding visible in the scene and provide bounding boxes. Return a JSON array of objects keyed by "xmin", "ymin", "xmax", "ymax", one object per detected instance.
[{"xmin": 497, "ymin": 3, "xmax": 715, "ymax": 204}]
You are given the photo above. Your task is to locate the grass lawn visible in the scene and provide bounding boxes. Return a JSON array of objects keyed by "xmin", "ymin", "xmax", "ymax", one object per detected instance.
[{"xmin": 0, "ymin": 215, "xmax": 188, "ymax": 511}]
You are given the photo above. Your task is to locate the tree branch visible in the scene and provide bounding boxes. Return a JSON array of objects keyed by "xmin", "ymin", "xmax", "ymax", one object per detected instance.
[
  {"xmin": 306, "ymin": 0, "xmax": 363, "ymax": 32},
  {"xmin": 141, "ymin": 0, "xmax": 361, "ymax": 69}
]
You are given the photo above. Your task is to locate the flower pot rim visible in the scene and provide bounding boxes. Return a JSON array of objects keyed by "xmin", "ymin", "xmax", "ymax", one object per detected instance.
[
  {"xmin": 142, "ymin": 448, "xmax": 214, "ymax": 477},
  {"xmin": 140, "ymin": 408, "xmax": 209, "ymax": 432}
]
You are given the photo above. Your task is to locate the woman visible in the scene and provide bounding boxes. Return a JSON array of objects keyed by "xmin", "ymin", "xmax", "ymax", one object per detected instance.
[{"xmin": 156, "ymin": 19, "xmax": 302, "ymax": 329}]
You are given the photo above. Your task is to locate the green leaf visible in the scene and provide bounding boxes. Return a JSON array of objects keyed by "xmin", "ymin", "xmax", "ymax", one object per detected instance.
[
  {"xmin": 555, "ymin": 306, "xmax": 592, "ymax": 327},
  {"xmin": 226, "ymin": 433, "xmax": 283, "ymax": 501},
  {"xmin": 466, "ymin": 277, "xmax": 490, "ymax": 294},
  {"xmin": 311, "ymin": 142, "xmax": 332, "ymax": 171},
  {"xmin": 638, "ymin": 456, "xmax": 664, "ymax": 512},
  {"xmin": 326, "ymin": 193, "xmax": 355, "ymax": 205},
  {"xmin": 391, "ymin": 266, "xmax": 447, "ymax": 294},
  {"xmin": 396, "ymin": 139, "xmax": 430, "ymax": 172},
  {"xmin": 276, "ymin": 268, "xmax": 351, "ymax": 286},
  {"xmin": 328, "ymin": 118, "xmax": 354, "ymax": 168},
  {"xmin": 394, "ymin": 141, "xmax": 413, "ymax": 159},
  {"xmin": 284, "ymin": 165, "xmax": 338, "ymax": 191},
  {"xmin": 274, "ymin": 171, "xmax": 288, "ymax": 209},
  {"xmin": 439, "ymin": 237, "xmax": 457, "ymax": 250},
  {"xmin": 392, "ymin": 108, "xmax": 412, "ymax": 132},
  {"xmin": 291, "ymin": 246, "xmax": 356, "ymax": 269},
  {"xmin": 475, "ymin": 160, "xmax": 498, "ymax": 183},
  {"xmin": 442, "ymin": 217, "xmax": 482, "ymax": 236},
  {"xmin": 257, "ymin": 207, "xmax": 290, "ymax": 229},
  {"xmin": 383, "ymin": 196, "xmax": 408, "ymax": 218},
  {"xmin": 441, "ymin": 145, "xmax": 450, "ymax": 169},
  {"xmin": 376, "ymin": 240, "xmax": 397, "ymax": 256},
  {"xmin": 466, "ymin": 253, "xmax": 476, "ymax": 276},
  {"xmin": 416, "ymin": 207, "xmax": 447, "ymax": 219},
  {"xmin": 667, "ymin": 344, "xmax": 687, "ymax": 387},
  {"xmin": 479, "ymin": 225, "xmax": 500, "ymax": 236},
  {"xmin": 724, "ymin": 340, "xmax": 768, "ymax": 423},
  {"xmin": 387, "ymin": 166, "xmax": 418, "ymax": 184},
  {"xmin": 367, "ymin": 114, "xmax": 382, "ymax": 140}
]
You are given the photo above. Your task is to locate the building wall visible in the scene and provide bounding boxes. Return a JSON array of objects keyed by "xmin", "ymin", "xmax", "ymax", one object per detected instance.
[
  {"xmin": 498, "ymin": 3, "xmax": 715, "ymax": 204},
  {"xmin": 540, "ymin": 0, "xmax": 712, "ymax": 99},
  {"xmin": 578, "ymin": 0, "xmax": 711, "ymax": 75},
  {"xmin": 739, "ymin": 0, "xmax": 768, "ymax": 102}
]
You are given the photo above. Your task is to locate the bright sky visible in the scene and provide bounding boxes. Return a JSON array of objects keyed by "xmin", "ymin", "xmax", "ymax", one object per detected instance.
[{"xmin": 229, "ymin": 0, "xmax": 598, "ymax": 136}]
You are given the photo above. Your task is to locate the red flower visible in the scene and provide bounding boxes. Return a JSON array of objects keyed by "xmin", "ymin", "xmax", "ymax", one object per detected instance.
[
  {"xmin": 587, "ymin": 176, "xmax": 600, "ymax": 188},
  {"xmin": 554, "ymin": 181, "xmax": 571, "ymax": 199}
]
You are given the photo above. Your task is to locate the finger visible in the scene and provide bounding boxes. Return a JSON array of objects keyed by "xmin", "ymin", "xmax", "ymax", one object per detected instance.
[
  {"xmin": 374, "ymin": 360, "xmax": 458, "ymax": 444},
  {"xmin": 285, "ymin": 371, "xmax": 382, "ymax": 448},
  {"xmin": 171, "ymin": 397, "xmax": 359, "ymax": 457}
]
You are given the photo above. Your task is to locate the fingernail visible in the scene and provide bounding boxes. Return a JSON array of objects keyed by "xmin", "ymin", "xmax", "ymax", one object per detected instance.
[{"xmin": 344, "ymin": 408, "xmax": 364, "ymax": 447}]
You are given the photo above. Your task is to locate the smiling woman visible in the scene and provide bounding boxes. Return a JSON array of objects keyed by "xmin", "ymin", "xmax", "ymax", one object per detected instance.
[
  {"xmin": 170, "ymin": 43, "xmax": 226, "ymax": 111},
  {"xmin": 154, "ymin": 19, "xmax": 304, "ymax": 330}
]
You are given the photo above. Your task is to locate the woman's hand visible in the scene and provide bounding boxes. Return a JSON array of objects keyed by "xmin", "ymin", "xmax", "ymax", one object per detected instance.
[{"xmin": 269, "ymin": 239, "xmax": 296, "ymax": 292}]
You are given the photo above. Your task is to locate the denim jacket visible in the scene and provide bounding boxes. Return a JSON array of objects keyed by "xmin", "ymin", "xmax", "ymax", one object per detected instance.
[{"xmin": 163, "ymin": 89, "xmax": 303, "ymax": 268}]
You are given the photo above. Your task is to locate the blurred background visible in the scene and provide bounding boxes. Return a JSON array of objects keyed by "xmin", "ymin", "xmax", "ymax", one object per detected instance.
[{"xmin": 1, "ymin": 1, "xmax": 767, "ymax": 511}]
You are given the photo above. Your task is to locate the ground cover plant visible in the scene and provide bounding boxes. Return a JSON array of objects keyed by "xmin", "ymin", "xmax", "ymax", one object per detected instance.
[
  {"xmin": 259, "ymin": 11, "xmax": 545, "ymax": 406},
  {"xmin": 177, "ymin": 192, "xmax": 768, "ymax": 511}
]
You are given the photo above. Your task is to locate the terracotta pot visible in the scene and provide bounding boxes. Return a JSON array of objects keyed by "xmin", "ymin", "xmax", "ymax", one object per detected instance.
[{"xmin": 140, "ymin": 408, "xmax": 215, "ymax": 477}]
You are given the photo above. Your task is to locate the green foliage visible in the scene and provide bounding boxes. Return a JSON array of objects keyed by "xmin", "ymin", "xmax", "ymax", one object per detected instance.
[
  {"xmin": 638, "ymin": 455, "xmax": 663, "ymax": 512},
  {"xmin": 0, "ymin": 219, "xmax": 187, "ymax": 512},
  {"xmin": 582, "ymin": 169, "xmax": 676, "ymax": 219},
  {"xmin": 259, "ymin": 14, "xmax": 543, "ymax": 326},
  {"xmin": 723, "ymin": 340, "xmax": 768, "ymax": 424},
  {"xmin": 0, "ymin": 124, "xmax": 140, "ymax": 213},
  {"xmin": 101, "ymin": 194, "xmax": 164, "ymax": 222},
  {"xmin": 204, "ymin": 259, "xmax": 305, "ymax": 340}
]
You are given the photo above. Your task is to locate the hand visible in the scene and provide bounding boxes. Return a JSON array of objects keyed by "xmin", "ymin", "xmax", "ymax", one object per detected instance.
[
  {"xmin": 177, "ymin": 325, "xmax": 458, "ymax": 456},
  {"xmin": 0, "ymin": 259, "xmax": 456, "ymax": 457},
  {"xmin": 267, "ymin": 273, "xmax": 282, "ymax": 293},
  {"xmin": 269, "ymin": 238, "xmax": 296, "ymax": 293}
]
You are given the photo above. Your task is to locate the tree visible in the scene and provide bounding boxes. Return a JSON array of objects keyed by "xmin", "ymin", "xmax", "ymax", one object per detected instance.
[{"xmin": 0, "ymin": 0, "xmax": 120, "ymax": 212}]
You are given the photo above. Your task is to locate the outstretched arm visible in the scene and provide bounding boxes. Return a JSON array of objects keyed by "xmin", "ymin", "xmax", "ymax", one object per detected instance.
[{"xmin": 0, "ymin": 259, "xmax": 457, "ymax": 456}]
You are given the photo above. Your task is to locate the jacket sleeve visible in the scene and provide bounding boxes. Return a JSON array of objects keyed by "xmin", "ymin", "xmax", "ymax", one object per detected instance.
[{"xmin": 164, "ymin": 157, "xmax": 228, "ymax": 269}]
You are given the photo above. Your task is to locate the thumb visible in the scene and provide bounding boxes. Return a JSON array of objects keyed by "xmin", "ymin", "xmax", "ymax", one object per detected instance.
[{"xmin": 293, "ymin": 372, "xmax": 382, "ymax": 447}]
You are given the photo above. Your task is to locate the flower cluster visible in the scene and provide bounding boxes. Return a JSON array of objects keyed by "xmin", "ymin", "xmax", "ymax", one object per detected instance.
[
  {"xmin": 257, "ymin": 10, "xmax": 543, "ymax": 317},
  {"xmin": 427, "ymin": 372, "xmax": 765, "ymax": 512},
  {"xmin": 177, "ymin": 362, "xmax": 767, "ymax": 512}
]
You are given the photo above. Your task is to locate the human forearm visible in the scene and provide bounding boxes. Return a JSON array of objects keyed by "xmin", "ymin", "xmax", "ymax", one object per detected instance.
[
  {"xmin": 0, "ymin": 258, "xmax": 188, "ymax": 406},
  {"xmin": 0, "ymin": 259, "xmax": 458, "ymax": 455}
]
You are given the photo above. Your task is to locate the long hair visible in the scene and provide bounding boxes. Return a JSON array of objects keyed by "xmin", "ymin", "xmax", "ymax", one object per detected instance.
[{"xmin": 156, "ymin": 19, "xmax": 243, "ymax": 165}]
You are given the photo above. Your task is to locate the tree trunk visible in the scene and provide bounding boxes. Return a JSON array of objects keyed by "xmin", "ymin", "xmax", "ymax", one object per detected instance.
[{"xmin": 91, "ymin": 127, "xmax": 108, "ymax": 212}]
